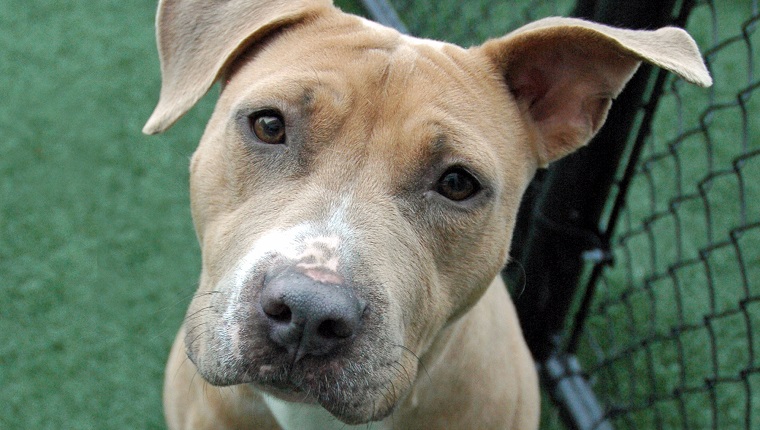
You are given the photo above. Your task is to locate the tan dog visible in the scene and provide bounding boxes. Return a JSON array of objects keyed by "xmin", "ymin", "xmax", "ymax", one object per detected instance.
[{"xmin": 143, "ymin": 1, "xmax": 711, "ymax": 428}]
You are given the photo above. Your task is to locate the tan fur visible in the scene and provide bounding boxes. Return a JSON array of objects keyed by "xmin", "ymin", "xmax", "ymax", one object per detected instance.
[{"xmin": 143, "ymin": 1, "xmax": 710, "ymax": 429}]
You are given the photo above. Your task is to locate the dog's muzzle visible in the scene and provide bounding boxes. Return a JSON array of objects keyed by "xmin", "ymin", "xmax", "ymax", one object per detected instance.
[{"xmin": 186, "ymin": 225, "xmax": 411, "ymax": 423}]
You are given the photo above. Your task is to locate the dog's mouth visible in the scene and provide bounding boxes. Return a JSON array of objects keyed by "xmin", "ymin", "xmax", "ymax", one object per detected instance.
[
  {"xmin": 186, "ymin": 322, "xmax": 412, "ymax": 424},
  {"xmin": 239, "ymin": 353, "xmax": 408, "ymax": 424},
  {"xmin": 185, "ymin": 257, "xmax": 417, "ymax": 424}
]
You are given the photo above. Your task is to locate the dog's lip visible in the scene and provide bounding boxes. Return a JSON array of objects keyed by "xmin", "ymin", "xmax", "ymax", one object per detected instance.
[
  {"xmin": 243, "ymin": 359, "xmax": 398, "ymax": 423},
  {"xmin": 243, "ymin": 359, "xmax": 335, "ymax": 401},
  {"xmin": 252, "ymin": 380, "xmax": 318, "ymax": 404},
  {"xmin": 256, "ymin": 384, "xmax": 395, "ymax": 425}
]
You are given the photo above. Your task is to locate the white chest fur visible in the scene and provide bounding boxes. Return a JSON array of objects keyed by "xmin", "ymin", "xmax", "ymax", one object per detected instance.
[{"xmin": 263, "ymin": 395, "xmax": 385, "ymax": 430}]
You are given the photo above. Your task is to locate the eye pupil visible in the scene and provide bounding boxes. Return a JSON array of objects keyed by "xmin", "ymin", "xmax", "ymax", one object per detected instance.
[
  {"xmin": 436, "ymin": 168, "xmax": 480, "ymax": 201},
  {"xmin": 251, "ymin": 113, "xmax": 285, "ymax": 144}
]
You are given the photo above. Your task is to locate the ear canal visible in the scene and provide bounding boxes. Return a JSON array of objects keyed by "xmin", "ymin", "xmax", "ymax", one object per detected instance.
[
  {"xmin": 143, "ymin": 0, "xmax": 333, "ymax": 135},
  {"xmin": 477, "ymin": 17, "xmax": 712, "ymax": 166}
]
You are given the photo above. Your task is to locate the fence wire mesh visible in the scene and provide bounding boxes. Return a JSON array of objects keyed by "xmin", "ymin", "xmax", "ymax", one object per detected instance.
[
  {"xmin": 572, "ymin": 1, "xmax": 760, "ymax": 428},
  {"xmin": 385, "ymin": 0, "xmax": 759, "ymax": 429},
  {"xmin": 388, "ymin": 0, "xmax": 573, "ymax": 46}
]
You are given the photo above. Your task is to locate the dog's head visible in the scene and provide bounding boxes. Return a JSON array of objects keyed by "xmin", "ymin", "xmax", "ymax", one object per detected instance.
[{"xmin": 144, "ymin": 0, "xmax": 710, "ymax": 424}]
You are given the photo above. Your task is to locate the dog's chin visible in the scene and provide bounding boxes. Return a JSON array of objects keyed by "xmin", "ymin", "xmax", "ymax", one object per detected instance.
[
  {"xmin": 263, "ymin": 364, "xmax": 400, "ymax": 424},
  {"xmin": 195, "ymin": 354, "xmax": 402, "ymax": 425},
  {"xmin": 255, "ymin": 382, "xmax": 398, "ymax": 425}
]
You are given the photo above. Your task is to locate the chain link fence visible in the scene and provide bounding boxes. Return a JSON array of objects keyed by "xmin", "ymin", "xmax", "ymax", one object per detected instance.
[
  {"xmin": 369, "ymin": 0, "xmax": 759, "ymax": 428},
  {"xmin": 571, "ymin": 1, "xmax": 760, "ymax": 428},
  {"xmin": 387, "ymin": 0, "xmax": 572, "ymax": 45}
]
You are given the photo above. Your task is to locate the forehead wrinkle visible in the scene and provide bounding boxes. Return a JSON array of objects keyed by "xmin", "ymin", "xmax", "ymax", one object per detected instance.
[
  {"xmin": 380, "ymin": 46, "xmax": 420, "ymax": 97},
  {"xmin": 418, "ymin": 118, "xmax": 499, "ymax": 180},
  {"xmin": 302, "ymin": 39, "xmax": 496, "ymax": 184},
  {"xmin": 422, "ymin": 127, "xmax": 470, "ymax": 167}
]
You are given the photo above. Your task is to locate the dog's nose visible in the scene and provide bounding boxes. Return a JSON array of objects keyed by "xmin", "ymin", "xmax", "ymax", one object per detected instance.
[{"xmin": 259, "ymin": 270, "xmax": 366, "ymax": 361}]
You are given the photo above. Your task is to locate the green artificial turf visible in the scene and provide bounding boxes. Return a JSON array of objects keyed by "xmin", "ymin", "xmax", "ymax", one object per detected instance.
[
  {"xmin": 2, "ymin": 0, "xmax": 756, "ymax": 429},
  {"xmin": 0, "ymin": 1, "xmax": 202, "ymax": 427}
]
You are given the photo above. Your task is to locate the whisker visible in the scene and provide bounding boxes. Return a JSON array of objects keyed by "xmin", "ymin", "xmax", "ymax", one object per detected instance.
[
  {"xmin": 190, "ymin": 289, "xmax": 224, "ymax": 302},
  {"xmin": 151, "ymin": 283, "xmax": 202, "ymax": 331},
  {"xmin": 184, "ymin": 320, "xmax": 207, "ymax": 338},
  {"xmin": 393, "ymin": 343, "xmax": 431, "ymax": 383},
  {"xmin": 156, "ymin": 284, "xmax": 200, "ymax": 313},
  {"xmin": 185, "ymin": 327, "xmax": 211, "ymax": 351},
  {"xmin": 509, "ymin": 258, "xmax": 528, "ymax": 299},
  {"xmin": 390, "ymin": 360, "xmax": 412, "ymax": 388},
  {"xmin": 183, "ymin": 305, "xmax": 214, "ymax": 322},
  {"xmin": 188, "ymin": 363, "xmax": 200, "ymax": 400}
]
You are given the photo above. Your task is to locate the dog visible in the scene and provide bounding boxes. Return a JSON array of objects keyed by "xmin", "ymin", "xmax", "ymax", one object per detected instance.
[{"xmin": 142, "ymin": 1, "xmax": 711, "ymax": 428}]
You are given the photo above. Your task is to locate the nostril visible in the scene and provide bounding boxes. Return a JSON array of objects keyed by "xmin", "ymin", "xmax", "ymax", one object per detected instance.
[
  {"xmin": 263, "ymin": 302, "xmax": 292, "ymax": 323},
  {"xmin": 259, "ymin": 270, "xmax": 366, "ymax": 359},
  {"xmin": 317, "ymin": 319, "xmax": 352, "ymax": 340}
]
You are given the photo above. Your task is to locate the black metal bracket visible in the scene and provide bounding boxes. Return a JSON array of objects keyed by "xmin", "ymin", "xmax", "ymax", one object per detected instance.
[
  {"xmin": 360, "ymin": 0, "xmax": 409, "ymax": 34},
  {"xmin": 543, "ymin": 352, "xmax": 614, "ymax": 430}
]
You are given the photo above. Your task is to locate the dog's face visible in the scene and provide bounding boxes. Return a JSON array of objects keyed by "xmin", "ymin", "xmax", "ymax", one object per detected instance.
[
  {"xmin": 185, "ymin": 17, "xmax": 534, "ymax": 422},
  {"xmin": 144, "ymin": 0, "xmax": 710, "ymax": 424}
]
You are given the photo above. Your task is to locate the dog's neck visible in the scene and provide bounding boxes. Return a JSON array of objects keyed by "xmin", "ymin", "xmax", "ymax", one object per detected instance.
[{"xmin": 262, "ymin": 394, "xmax": 386, "ymax": 430}]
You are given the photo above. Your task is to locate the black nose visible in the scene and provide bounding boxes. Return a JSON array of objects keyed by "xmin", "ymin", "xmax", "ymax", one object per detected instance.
[{"xmin": 259, "ymin": 270, "xmax": 366, "ymax": 362}]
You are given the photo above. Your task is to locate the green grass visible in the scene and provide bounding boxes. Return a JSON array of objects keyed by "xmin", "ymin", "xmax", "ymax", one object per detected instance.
[
  {"xmin": 0, "ymin": 1, "xmax": 204, "ymax": 427},
  {"xmin": 1, "ymin": 0, "xmax": 756, "ymax": 429}
]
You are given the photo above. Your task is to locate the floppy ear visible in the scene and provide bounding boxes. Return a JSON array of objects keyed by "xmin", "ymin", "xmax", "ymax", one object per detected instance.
[
  {"xmin": 476, "ymin": 17, "xmax": 712, "ymax": 167},
  {"xmin": 143, "ymin": 0, "xmax": 333, "ymax": 135}
]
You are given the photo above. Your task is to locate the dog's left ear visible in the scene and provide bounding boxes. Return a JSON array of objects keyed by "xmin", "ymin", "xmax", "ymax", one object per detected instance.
[
  {"xmin": 475, "ymin": 17, "xmax": 712, "ymax": 167},
  {"xmin": 143, "ymin": 0, "xmax": 333, "ymax": 135}
]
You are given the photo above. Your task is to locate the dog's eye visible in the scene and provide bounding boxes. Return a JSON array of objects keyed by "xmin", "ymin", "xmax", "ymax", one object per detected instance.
[
  {"xmin": 435, "ymin": 167, "xmax": 481, "ymax": 201},
  {"xmin": 250, "ymin": 111, "xmax": 286, "ymax": 144}
]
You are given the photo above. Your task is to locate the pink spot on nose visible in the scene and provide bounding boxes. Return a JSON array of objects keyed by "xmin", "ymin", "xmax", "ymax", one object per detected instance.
[
  {"xmin": 299, "ymin": 268, "xmax": 344, "ymax": 285},
  {"xmin": 291, "ymin": 235, "xmax": 342, "ymax": 283}
]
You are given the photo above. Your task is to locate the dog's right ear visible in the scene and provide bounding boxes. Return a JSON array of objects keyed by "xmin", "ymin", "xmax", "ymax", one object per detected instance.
[{"xmin": 143, "ymin": 0, "xmax": 333, "ymax": 135}]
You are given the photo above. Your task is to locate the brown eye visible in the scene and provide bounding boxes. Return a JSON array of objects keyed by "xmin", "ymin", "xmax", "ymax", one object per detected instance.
[
  {"xmin": 436, "ymin": 167, "xmax": 481, "ymax": 201},
  {"xmin": 250, "ymin": 112, "xmax": 285, "ymax": 144}
]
